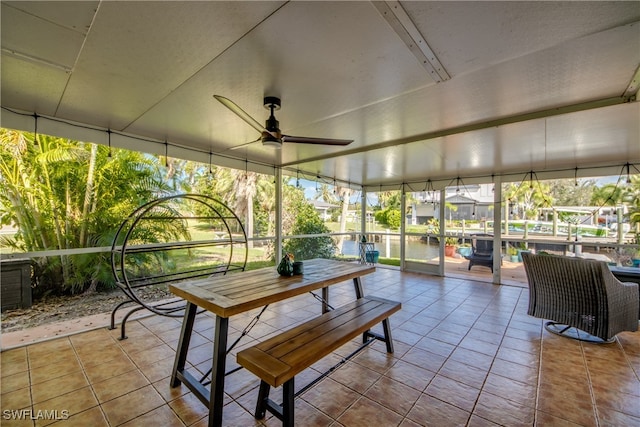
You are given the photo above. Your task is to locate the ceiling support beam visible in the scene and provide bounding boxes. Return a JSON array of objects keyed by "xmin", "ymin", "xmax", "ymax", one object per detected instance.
[
  {"xmin": 282, "ymin": 96, "xmax": 631, "ymax": 168},
  {"xmin": 372, "ymin": 1, "xmax": 450, "ymax": 83},
  {"xmin": 624, "ymin": 64, "xmax": 640, "ymax": 101}
]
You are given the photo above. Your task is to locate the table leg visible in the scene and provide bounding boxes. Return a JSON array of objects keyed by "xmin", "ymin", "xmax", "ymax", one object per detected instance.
[
  {"xmin": 209, "ymin": 316, "xmax": 229, "ymax": 427},
  {"xmin": 171, "ymin": 302, "xmax": 197, "ymax": 387},
  {"xmin": 353, "ymin": 277, "xmax": 364, "ymax": 299},
  {"xmin": 322, "ymin": 287, "xmax": 329, "ymax": 313}
]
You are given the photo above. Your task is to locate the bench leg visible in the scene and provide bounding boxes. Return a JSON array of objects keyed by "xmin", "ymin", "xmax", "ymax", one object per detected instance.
[
  {"xmin": 353, "ymin": 277, "xmax": 364, "ymax": 299},
  {"xmin": 382, "ymin": 318, "xmax": 394, "ymax": 353},
  {"xmin": 255, "ymin": 381, "xmax": 270, "ymax": 419},
  {"xmin": 363, "ymin": 318, "xmax": 395, "ymax": 353},
  {"xmin": 282, "ymin": 378, "xmax": 295, "ymax": 427},
  {"xmin": 255, "ymin": 379, "xmax": 295, "ymax": 426}
]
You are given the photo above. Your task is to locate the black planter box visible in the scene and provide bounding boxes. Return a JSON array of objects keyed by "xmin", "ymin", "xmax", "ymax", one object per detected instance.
[{"xmin": 1, "ymin": 258, "xmax": 32, "ymax": 312}]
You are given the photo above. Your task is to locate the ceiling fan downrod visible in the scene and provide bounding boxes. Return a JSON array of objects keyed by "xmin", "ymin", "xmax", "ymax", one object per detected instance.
[{"xmin": 262, "ymin": 96, "xmax": 283, "ymax": 147}]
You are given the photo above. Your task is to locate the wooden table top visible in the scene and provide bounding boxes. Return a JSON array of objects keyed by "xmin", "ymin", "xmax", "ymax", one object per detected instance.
[{"xmin": 169, "ymin": 259, "xmax": 375, "ymax": 317}]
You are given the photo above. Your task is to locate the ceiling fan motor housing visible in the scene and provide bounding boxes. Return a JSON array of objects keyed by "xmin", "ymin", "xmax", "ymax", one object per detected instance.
[{"xmin": 263, "ymin": 96, "xmax": 281, "ymax": 110}]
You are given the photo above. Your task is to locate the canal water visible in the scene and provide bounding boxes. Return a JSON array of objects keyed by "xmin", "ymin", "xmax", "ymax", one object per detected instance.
[{"xmin": 340, "ymin": 237, "xmax": 439, "ymax": 261}]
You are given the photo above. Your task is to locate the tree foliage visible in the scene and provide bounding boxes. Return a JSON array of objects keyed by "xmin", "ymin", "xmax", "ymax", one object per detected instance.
[
  {"xmin": 0, "ymin": 129, "xmax": 170, "ymax": 296},
  {"xmin": 547, "ymin": 179, "xmax": 596, "ymax": 206},
  {"xmin": 283, "ymin": 193, "xmax": 336, "ymax": 260},
  {"xmin": 624, "ymin": 175, "xmax": 640, "ymax": 227},
  {"xmin": 375, "ymin": 207, "xmax": 401, "ymax": 230},
  {"xmin": 503, "ymin": 181, "xmax": 553, "ymax": 220}
]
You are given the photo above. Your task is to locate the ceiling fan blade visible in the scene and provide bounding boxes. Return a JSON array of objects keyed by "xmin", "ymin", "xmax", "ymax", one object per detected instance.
[
  {"xmin": 281, "ymin": 135, "xmax": 353, "ymax": 146},
  {"xmin": 226, "ymin": 137, "xmax": 261, "ymax": 151},
  {"xmin": 214, "ymin": 95, "xmax": 265, "ymax": 134}
]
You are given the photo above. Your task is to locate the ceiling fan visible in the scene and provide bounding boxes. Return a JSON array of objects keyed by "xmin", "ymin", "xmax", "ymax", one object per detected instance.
[{"xmin": 214, "ymin": 95, "xmax": 353, "ymax": 149}]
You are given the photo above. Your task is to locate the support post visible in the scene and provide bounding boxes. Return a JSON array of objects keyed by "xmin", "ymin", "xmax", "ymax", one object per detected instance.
[
  {"xmin": 400, "ymin": 187, "xmax": 406, "ymax": 270},
  {"xmin": 493, "ymin": 175, "xmax": 503, "ymax": 284},
  {"xmin": 275, "ymin": 168, "xmax": 283, "ymax": 259}
]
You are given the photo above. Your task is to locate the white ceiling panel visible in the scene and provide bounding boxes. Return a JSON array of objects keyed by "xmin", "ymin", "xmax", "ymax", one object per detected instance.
[
  {"xmin": 1, "ymin": 55, "xmax": 69, "ymax": 115},
  {"xmin": 57, "ymin": 1, "xmax": 285, "ymax": 129},
  {"xmin": 3, "ymin": 1, "xmax": 98, "ymax": 33},
  {"xmin": 1, "ymin": 2, "xmax": 92, "ymax": 69},
  {"xmin": 294, "ymin": 102, "xmax": 639, "ymax": 188},
  {"xmin": 1, "ymin": 1, "xmax": 639, "ymax": 188},
  {"xmin": 404, "ymin": 1, "xmax": 640, "ymax": 76}
]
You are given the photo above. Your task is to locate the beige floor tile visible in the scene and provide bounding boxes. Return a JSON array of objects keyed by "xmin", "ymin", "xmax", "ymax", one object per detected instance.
[
  {"xmin": 127, "ymin": 342, "xmax": 175, "ymax": 368},
  {"xmin": 482, "ymin": 373, "xmax": 537, "ymax": 407},
  {"xmin": 301, "ymin": 377, "xmax": 360, "ymax": 419},
  {"xmin": 119, "ymin": 405, "xmax": 186, "ymax": 427},
  {"xmin": 350, "ymin": 347, "xmax": 396, "ymax": 373},
  {"xmin": 75, "ymin": 345, "xmax": 128, "ymax": 368},
  {"xmin": 536, "ymin": 394, "xmax": 597, "ymax": 427},
  {"xmin": 137, "ymin": 355, "xmax": 175, "ymax": 383},
  {"xmin": 1, "ymin": 370, "xmax": 30, "ymax": 394},
  {"xmin": 597, "ymin": 405, "xmax": 640, "ymax": 427},
  {"xmin": 0, "ymin": 412, "xmax": 39, "ymax": 427},
  {"xmin": 30, "ymin": 357, "xmax": 83, "ymax": 385},
  {"xmin": 33, "ymin": 386, "xmax": 99, "ymax": 427},
  {"xmin": 473, "ymin": 390, "xmax": 536, "ymax": 427},
  {"xmin": 1, "ymin": 347, "xmax": 28, "ymax": 377},
  {"xmin": 329, "ymin": 361, "xmax": 381, "ymax": 394},
  {"xmin": 151, "ymin": 378, "xmax": 189, "ymax": 403},
  {"xmin": 49, "ymin": 406, "xmax": 109, "ymax": 427},
  {"xmin": 406, "ymin": 393, "xmax": 470, "ymax": 426},
  {"xmin": 400, "ymin": 347, "xmax": 447, "ymax": 372},
  {"xmin": 83, "ymin": 354, "xmax": 137, "ymax": 384},
  {"xmin": 2, "ymin": 269, "xmax": 639, "ymax": 427},
  {"xmin": 489, "ymin": 357, "xmax": 538, "ymax": 385},
  {"xmin": 383, "ymin": 359, "xmax": 435, "ymax": 392},
  {"xmin": 364, "ymin": 376, "xmax": 421, "ymax": 416},
  {"xmin": 168, "ymin": 392, "xmax": 210, "ymax": 426},
  {"xmin": 31, "ymin": 371, "xmax": 89, "ymax": 404},
  {"xmin": 438, "ymin": 358, "xmax": 488, "ymax": 389},
  {"xmin": 1, "ymin": 386, "xmax": 32, "ymax": 411},
  {"xmin": 28, "ymin": 347, "xmax": 78, "ymax": 370},
  {"xmin": 92, "ymin": 369, "xmax": 150, "ymax": 403},
  {"xmin": 424, "ymin": 375, "xmax": 480, "ymax": 413},
  {"xmin": 337, "ymin": 396, "xmax": 403, "ymax": 427},
  {"xmin": 100, "ymin": 384, "xmax": 165, "ymax": 426}
]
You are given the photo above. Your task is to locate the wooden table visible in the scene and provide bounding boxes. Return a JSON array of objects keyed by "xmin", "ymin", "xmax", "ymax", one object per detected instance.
[{"xmin": 169, "ymin": 258, "xmax": 375, "ymax": 427}]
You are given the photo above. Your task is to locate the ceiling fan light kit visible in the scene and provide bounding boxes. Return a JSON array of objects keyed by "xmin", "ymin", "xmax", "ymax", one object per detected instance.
[{"xmin": 214, "ymin": 95, "xmax": 353, "ymax": 149}]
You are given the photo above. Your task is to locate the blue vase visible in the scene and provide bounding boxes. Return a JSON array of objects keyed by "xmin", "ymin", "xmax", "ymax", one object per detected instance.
[{"xmin": 457, "ymin": 247, "xmax": 472, "ymax": 257}]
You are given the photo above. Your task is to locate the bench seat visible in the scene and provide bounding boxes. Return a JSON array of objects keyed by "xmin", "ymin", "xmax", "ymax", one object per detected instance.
[{"xmin": 237, "ymin": 295, "xmax": 401, "ymax": 426}]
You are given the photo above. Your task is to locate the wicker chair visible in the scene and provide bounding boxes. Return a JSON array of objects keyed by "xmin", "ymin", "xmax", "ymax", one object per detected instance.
[{"xmin": 522, "ymin": 252, "xmax": 639, "ymax": 343}]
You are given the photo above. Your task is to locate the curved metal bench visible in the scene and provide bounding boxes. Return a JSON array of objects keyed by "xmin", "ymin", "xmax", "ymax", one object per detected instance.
[{"xmin": 110, "ymin": 194, "xmax": 248, "ymax": 339}]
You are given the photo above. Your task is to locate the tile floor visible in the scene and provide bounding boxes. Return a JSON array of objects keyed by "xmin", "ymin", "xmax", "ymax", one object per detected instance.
[{"xmin": 1, "ymin": 268, "xmax": 639, "ymax": 426}]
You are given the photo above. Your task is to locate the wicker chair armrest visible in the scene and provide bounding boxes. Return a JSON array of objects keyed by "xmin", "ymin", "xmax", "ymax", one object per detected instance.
[{"xmin": 602, "ymin": 267, "xmax": 640, "ymax": 320}]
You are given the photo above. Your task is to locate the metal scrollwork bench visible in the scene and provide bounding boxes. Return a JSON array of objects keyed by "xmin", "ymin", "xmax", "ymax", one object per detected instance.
[{"xmin": 109, "ymin": 194, "xmax": 248, "ymax": 339}]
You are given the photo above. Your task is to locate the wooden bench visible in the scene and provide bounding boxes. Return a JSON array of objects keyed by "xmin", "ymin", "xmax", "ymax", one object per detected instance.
[{"xmin": 237, "ymin": 295, "xmax": 401, "ymax": 426}]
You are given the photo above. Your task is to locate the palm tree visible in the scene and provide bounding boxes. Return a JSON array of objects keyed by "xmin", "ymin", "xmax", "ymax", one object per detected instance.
[
  {"xmin": 336, "ymin": 186, "xmax": 352, "ymax": 253},
  {"xmin": 622, "ymin": 175, "xmax": 640, "ymax": 229},
  {"xmin": 503, "ymin": 181, "xmax": 553, "ymax": 220},
  {"xmin": 590, "ymin": 183, "xmax": 624, "ymax": 206},
  {"xmin": 0, "ymin": 129, "xmax": 171, "ymax": 295}
]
